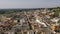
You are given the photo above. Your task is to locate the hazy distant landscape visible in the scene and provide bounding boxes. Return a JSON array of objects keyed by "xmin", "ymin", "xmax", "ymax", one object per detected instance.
[{"xmin": 0, "ymin": 7, "xmax": 60, "ymax": 14}]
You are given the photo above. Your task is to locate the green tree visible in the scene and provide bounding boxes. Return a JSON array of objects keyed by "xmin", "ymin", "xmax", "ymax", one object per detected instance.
[{"xmin": 53, "ymin": 8, "xmax": 60, "ymax": 17}]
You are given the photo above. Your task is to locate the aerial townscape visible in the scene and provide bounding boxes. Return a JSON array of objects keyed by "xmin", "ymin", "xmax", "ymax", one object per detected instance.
[{"xmin": 0, "ymin": 7, "xmax": 60, "ymax": 34}]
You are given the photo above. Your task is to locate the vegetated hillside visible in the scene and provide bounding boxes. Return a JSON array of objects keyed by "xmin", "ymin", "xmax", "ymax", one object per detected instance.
[
  {"xmin": 0, "ymin": 7, "xmax": 60, "ymax": 14},
  {"xmin": 52, "ymin": 7, "xmax": 60, "ymax": 17}
]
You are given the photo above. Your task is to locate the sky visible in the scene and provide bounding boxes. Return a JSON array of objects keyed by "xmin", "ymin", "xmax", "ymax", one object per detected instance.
[{"xmin": 0, "ymin": 0, "xmax": 60, "ymax": 9}]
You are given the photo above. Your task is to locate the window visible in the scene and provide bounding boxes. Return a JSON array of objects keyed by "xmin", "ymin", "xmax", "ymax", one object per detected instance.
[
  {"xmin": 15, "ymin": 32, "xmax": 17, "ymax": 34},
  {"xmin": 18, "ymin": 20, "xmax": 20, "ymax": 22}
]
